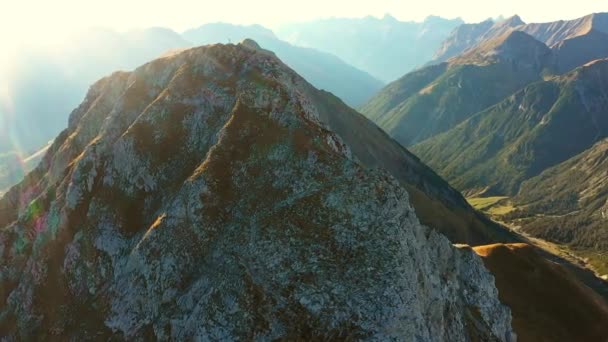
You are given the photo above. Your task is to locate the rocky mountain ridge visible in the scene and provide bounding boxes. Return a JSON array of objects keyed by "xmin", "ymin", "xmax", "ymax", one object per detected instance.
[
  {"xmin": 0, "ymin": 41, "xmax": 514, "ymax": 340},
  {"xmin": 433, "ymin": 12, "xmax": 608, "ymax": 63}
]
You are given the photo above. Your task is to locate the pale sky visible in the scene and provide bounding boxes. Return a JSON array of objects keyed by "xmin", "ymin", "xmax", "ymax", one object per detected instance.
[
  {"xmin": 2, "ymin": 0, "xmax": 604, "ymax": 74},
  {"xmin": 1, "ymin": 0, "xmax": 606, "ymax": 40}
]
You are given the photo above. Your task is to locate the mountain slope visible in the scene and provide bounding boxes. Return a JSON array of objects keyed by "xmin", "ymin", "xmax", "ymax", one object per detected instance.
[
  {"xmin": 511, "ymin": 138, "xmax": 608, "ymax": 252},
  {"xmin": 0, "ymin": 41, "xmax": 514, "ymax": 340},
  {"xmin": 521, "ymin": 12, "xmax": 608, "ymax": 46},
  {"xmin": 473, "ymin": 243, "xmax": 608, "ymax": 342},
  {"xmin": 432, "ymin": 17, "xmax": 522, "ymax": 63},
  {"xmin": 182, "ymin": 23, "xmax": 384, "ymax": 107},
  {"xmin": 277, "ymin": 15, "xmax": 463, "ymax": 82},
  {"xmin": 303, "ymin": 87, "xmax": 514, "ymax": 245},
  {"xmin": 361, "ymin": 31, "xmax": 553, "ymax": 147},
  {"xmin": 413, "ymin": 59, "xmax": 608, "ymax": 196},
  {"xmin": 552, "ymin": 29, "xmax": 608, "ymax": 73}
]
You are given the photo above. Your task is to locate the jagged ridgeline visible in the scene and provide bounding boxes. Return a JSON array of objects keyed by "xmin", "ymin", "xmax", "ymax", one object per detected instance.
[{"xmin": 0, "ymin": 41, "xmax": 514, "ymax": 339}]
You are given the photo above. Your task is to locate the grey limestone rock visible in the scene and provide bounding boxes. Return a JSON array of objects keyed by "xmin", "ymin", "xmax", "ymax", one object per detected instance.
[{"xmin": 0, "ymin": 42, "xmax": 513, "ymax": 340}]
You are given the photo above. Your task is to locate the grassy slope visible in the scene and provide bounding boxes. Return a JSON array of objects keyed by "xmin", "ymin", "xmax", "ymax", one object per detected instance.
[
  {"xmin": 412, "ymin": 60, "xmax": 608, "ymax": 280},
  {"xmin": 413, "ymin": 60, "xmax": 608, "ymax": 196},
  {"xmin": 362, "ymin": 61, "xmax": 545, "ymax": 147},
  {"xmin": 361, "ymin": 31, "xmax": 551, "ymax": 147}
]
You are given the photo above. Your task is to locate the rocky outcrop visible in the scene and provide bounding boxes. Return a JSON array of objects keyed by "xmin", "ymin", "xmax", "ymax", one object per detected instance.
[
  {"xmin": 0, "ymin": 42, "xmax": 514, "ymax": 340},
  {"xmin": 521, "ymin": 12, "xmax": 608, "ymax": 47}
]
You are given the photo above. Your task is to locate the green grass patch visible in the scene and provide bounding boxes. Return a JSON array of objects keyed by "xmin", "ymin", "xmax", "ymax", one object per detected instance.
[
  {"xmin": 467, "ymin": 196, "xmax": 509, "ymax": 211},
  {"xmin": 487, "ymin": 203, "xmax": 515, "ymax": 215},
  {"xmin": 467, "ymin": 196, "xmax": 515, "ymax": 217}
]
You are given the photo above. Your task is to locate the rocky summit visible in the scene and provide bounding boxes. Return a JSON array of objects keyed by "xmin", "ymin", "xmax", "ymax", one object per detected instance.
[{"xmin": 0, "ymin": 41, "xmax": 514, "ymax": 340}]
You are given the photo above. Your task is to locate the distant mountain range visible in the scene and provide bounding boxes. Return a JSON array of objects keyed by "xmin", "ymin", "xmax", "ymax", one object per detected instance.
[
  {"xmin": 277, "ymin": 15, "xmax": 463, "ymax": 82},
  {"xmin": 432, "ymin": 13, "xmax": 608, "ymax": 66},
  {"xmin": 0, "ymin": 144, "xmax": 48, "ymax": 195}
]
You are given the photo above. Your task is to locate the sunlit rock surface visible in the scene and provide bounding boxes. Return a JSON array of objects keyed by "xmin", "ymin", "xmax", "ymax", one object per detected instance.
[{"xmin": 0, "ymin": 41, "xmax": 513, "ymax": 340}]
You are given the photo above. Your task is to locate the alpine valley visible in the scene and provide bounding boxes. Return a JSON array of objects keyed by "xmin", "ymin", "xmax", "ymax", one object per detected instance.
[{"xmin": 362, "ymin": 12, "xmax": 608, "ymax": 287}]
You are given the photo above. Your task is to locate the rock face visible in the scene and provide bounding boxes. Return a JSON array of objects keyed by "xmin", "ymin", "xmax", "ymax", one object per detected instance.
[
  {"xmin": 2, "ymin": 24, "xmax": 383, "ymax": 196},
  {"xmin": 0, "ymin": 42, "xmax": 514, "ymax": 340}
]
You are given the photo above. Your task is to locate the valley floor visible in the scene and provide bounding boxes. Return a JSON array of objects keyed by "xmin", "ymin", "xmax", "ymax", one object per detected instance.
[{"xmin": 467, "ymin": 196, "xmax": 608, "ymax": 295}]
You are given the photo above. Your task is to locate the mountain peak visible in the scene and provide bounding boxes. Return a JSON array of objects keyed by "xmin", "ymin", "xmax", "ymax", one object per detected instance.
[
  {"xmin": 501, "ymin": 15, "xmax": 525, "ymax": 27},
  {"xmin": 500, "ymin": 30, "xmax": 539, "ymax": 45},
  {"xmin": 239, "ymin": 38, "xmax": 261, "ymax": 50},
  {"xmin": 382, "ymin": 13, "xmax": 398, "ymax": 22},
  {"xmin": 589, "ymin": 12, "xmax": 608, "ymax": 33},
  {"xmin": 451, "ymin": 30, "xmax": 551, "ymax": 66},
  {"xmin": 423, "ymin": 15, "xmax": 464, "ymax": 25}
]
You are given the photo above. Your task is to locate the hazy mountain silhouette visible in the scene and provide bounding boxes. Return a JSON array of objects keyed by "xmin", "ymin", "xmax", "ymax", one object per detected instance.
[
  {"xmin": 183, "ymin": 23, "xmax": 384, "ymax": 107},
  {"xmin": 277, "ymin": 15, "xmax": 463, "ymax": 82}
]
